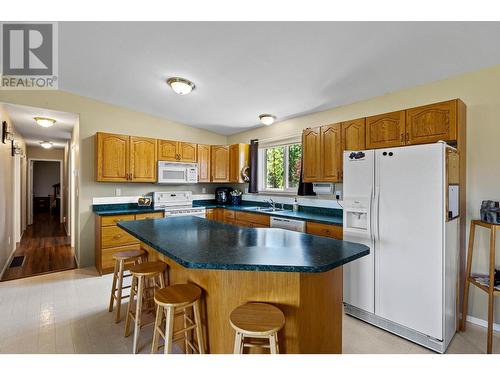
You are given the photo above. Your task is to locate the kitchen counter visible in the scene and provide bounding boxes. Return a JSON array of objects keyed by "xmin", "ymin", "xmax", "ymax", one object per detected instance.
[
  {"xmin": 93, "ymin": 203, "xmax": 164, "ymax": 216},
  {"xmin": 118, "ymin": 216, "xmax": 368, "ymax": 353},
  {"xmin": 193, "ymin": 199, "xmax": 343, "ymax": 226},
  {"xmin": 118, "ymin": 216, "xmax": 367, "ymax": 273}
]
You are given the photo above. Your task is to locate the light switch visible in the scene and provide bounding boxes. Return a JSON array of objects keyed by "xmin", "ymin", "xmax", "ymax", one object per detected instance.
[{"xmin": 115, "ymin": 188, "xmax": 121, "ymax": 196}]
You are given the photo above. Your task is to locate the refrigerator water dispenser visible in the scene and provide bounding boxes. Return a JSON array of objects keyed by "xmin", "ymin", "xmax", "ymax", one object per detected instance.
[{"xmin": 343, "ymin": 198, "xmax": 371, "ymax": 236}]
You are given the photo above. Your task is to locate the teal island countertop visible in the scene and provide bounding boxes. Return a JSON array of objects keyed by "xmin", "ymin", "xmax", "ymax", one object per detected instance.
[{"xmin": 118, "ymin": 216, "xmax": 367, "ymax": 273}]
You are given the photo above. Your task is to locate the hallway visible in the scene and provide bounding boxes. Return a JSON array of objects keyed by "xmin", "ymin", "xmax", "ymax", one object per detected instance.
[{"xmin": 1, "ymin": 212, "xmax": 77, "ymax": 281}]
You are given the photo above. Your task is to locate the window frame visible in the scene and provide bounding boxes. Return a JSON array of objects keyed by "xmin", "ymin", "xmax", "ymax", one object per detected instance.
[{"xmin": 258, "ymin": 140, "xmax": 302, "ymax": 194}]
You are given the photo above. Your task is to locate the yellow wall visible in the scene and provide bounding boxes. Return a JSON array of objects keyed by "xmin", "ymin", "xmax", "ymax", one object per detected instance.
[
  {"xmin": 229, "ymin": 63, "xmax": 500, "ymax": 324},
  {"xmin": 0, "ymin": 105, "xmax": 27, "ymax": 275},
  {"xmin": 27, "ymin": 146, "xmax": 64, "ymax": 160},
  {"xmin": 0, "ymin": 90, "xmax": 227, "ymax": 269}
]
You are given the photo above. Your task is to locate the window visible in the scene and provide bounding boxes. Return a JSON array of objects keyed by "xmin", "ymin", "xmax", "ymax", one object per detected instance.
[{"xmin": 261, "ymin": 143, "xmax": 302, "ymax": 192}]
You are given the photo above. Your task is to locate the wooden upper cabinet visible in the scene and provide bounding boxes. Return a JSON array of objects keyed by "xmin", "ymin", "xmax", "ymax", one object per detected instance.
[
  {"xmin": 211, "ymin": 145, "xmax": 229, "ymax": 182},
  {"xmin": 197, "ymin": 144, "xmax": 211, "ymax": 183},
  {"xmin": 130, "ymin": 136, "xmax": 157, "ymax": 182},
  {"xmin": 229, "ymin": 143, "xmax": 250, "ymax": 183},
  {"xmin": 302, "ymin": 127, "xmax": 321, "ymax": 182},
  {"xmin": 158, "ymin": 140, "xmax": 197, "ymax": 162},
  {"xmin": 95, "ymin": 132, "xmax": 130, "ymax": 182},
  {"xmin": 320, "ymin": 123, "xmax": 342, "ymax": 182},
  {"xmin": 366, "ymin": 110, "xmax": 406, "ymax": 149},
  {"xmin": 406, "ymin": 100, "xmax": 457, "ymax": 145},
  {"xmin": 342, "ymin": 118, "xmax": 366, "ymax": 151},
  {"xmin": 179, "ymin": 142, "xmax": 197, "ymax": 162},
  {"xmin": 158, "ymin": 139, "xmax": 178, "ymax": 161}
]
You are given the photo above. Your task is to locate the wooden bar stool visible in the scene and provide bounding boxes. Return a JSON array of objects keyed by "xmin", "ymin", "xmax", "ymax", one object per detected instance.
[
  {"xmin": 461, "ymin": 220, "xmax": 500, "ymax": 354},
  {"xmin": 108, "ymin": 249, "xmax": 145, "ymax": 323},
  {"xmin": 151, "ymin": 284, "xmax": 205, "ymax": 354},
  {"xmin": 230, "ymin": 302, "xmax": 285, "ymax": 354},
  {"xmin": 125, "ymin": 261, "xmax": 167, "ymax": 354}
]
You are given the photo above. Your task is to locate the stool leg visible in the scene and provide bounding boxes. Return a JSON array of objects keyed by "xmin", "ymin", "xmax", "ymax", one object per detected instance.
[
  {"xmin": 164, "ymin": 306, "xmax": 175, "ymax": 354},
  {"xmin": 115, "ymin": 259, "xmax": 125, "ymax": 323},
  {"xmin": 124, "ymin": 275, "xmax": 137, "ymax": 337},
  {"xmin": 233, "ymin": 332, "xmax": 243, "ymax": 354},
  {"xmin": 487, "ymin": 228, "xmax": 496, "ymax": 354},
  {"xmin": 151, "ymin": 304, "xmax": 164, "ymax": 354},
  {"xmin": 269, "ymin": 333, "xmax": 278, "ymax": 354},
  {"xmin": 108, "ymin": 260, "xmax": 118, "ymax": 312},
  {"xmin": 193, "ymin": 300, "xmax": 205, "ymax": 354},
  {"xmin": 132, "ymin": 275, "xmax": 144, "ymax": 354},
  {"xmin": 461, "ymin": 221, "xmax": 476, "ymax": 331},
  {"xmin": 159, "ymin": 272, "xmax": 166, "ymax": 288}
]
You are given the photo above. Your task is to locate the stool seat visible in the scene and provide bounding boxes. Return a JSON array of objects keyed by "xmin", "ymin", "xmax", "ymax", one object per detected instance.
[
  {"xmin": 155, "ymin": 284, "xmax": 202, "ymax": 307},
  {"xmin": 130, "ymin": 261, "xmax": 166, "ymax": 276},
  {"xmin": 230, "ymin": 302, "xmax": 285, "ymax": 336},
  {"xmin": 112, "ymin": 249, "xmax": 144, "ymax": 261}
]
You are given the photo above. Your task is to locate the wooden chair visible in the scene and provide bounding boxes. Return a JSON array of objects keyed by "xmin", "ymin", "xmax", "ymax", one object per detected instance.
[
  {"xmin": 108, "ymin": 249, "xmax": 145, "ymax": 323},
  {"xmin": 461, "ymin": 220, "xmax": 500, "ymax": 354},
  {"xmin": 230, "ymin": 302, "xmax": 285, "ymax": 354},
  {"xmin": 124, "ymin": 261, "xmax": 167, "ymax": 354},
  {"xmin": 151, "ymin": 284, "xmax": 205, "ymax": 354}
]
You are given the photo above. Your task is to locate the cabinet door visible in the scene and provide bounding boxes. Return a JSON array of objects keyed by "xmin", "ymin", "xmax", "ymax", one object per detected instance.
[
  {"xmin": 179, "ymin": 142, "xmax": 197, "ymax": 162},
  {"xmin": 197, "ymin": 144, "xmax": 211, "ymax": 182},
  {"xmin": 406, "ymin": 100, "xmax": 457, "ymax": 145},
  {"xmin": 96, "ymin": 132, "xmax": 130, "ymax": 182},
  {"xmin": 130, "ymin": 136, "xmax": 157, "ymax": 182},
  {"xmin": 229, "ymin": 144, "xmax": 249, "ymax": 183},
  {"xmin": 302, "ymin": 127, "xmax": 321, "ymax": 182},
  {"xmin": 342, "ymin": 118, "xmax": 366, "ymax": 151},
  {"xmin": 211, "ymin": 146, "xmax": 229, "ymax": 182},
  {"xmin": 366, "ymin": 111, "xmax": 406, "ymax": 149},
  {"xmin": 320, "ymin": 123, "xmax": 342, "ymax": 182},
  {"xmin": 158, "ymin": 139, "xmax": 179, "ymax": 161}
]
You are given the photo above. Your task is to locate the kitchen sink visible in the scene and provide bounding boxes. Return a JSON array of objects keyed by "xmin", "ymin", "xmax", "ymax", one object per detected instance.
[{"xmin": 249, "ymin": 207, "xmax": 286, "ymax": 212}]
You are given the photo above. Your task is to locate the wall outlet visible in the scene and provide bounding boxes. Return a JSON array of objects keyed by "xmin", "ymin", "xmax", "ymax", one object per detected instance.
[
  {"xmin": 8, "ymin": 236, "xmax": 11, "ymax": 245},
  {"xmin": 115, "ymin": 188, "xmax": 121, "ymax": 196},
  {"xmin": 201, "ymin": 187, "xmax": 207, "ymax": 194},
  {"xmin": 335, "ymin": 191, "xmax": 342, "ymax": 200}
]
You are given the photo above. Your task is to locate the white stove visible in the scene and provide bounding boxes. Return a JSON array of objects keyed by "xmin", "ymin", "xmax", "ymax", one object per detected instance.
[{"xmin": 153, "ymin": 191, "xmax": 206, "ymax": 218}]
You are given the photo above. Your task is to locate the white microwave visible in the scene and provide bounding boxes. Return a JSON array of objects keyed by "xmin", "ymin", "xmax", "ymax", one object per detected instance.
[{"xmin": 157, "ymin": 161, "xmax": 198, "ymax": 184}]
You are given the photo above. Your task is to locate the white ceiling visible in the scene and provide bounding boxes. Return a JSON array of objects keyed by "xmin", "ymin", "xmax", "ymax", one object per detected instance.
[
  {"xmin": 2, "ymin": 103, "xmax": 77, "ymax": 149},
  {"xmin": 56, "ymin": 22, "xmax": 500, "ymax": 135}
]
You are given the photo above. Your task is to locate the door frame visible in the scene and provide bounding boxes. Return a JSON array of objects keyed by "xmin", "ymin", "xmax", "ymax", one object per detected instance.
[{"xmin": 28, "ymin": 158, "xmax": 64, "ymax": 225}]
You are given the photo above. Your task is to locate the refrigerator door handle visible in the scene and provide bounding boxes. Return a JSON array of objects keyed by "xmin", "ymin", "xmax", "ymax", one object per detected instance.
[
  {"xmin": 375, "ymin": 188, "xmax": 381, "ymax": 241},
  {"xmin": 369, "ymin": 187, "xmax": 374, "ymax": 242}
]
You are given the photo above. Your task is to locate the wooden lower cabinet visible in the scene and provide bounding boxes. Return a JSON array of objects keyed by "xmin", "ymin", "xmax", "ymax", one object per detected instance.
[
  {"xmin": 305, "ymin": 222, "xmax": 343, "ymax": 240},
  {"xmin": 235, "ymin": 211, "xmax": 270, "ymax": 227},
  {"xmin": 95, "ymin": 211, "xmax": 164, "ymax": 274}
]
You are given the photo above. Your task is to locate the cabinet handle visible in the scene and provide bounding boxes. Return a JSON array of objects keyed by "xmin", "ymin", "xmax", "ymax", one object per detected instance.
[
  {"xmin": 400, "ymin": 133, "xmax": 404, "ymax": 143},
  {"xmin": 130, "ymin": 172, "xmax": 133, "ymax": 180},
  {"xmin": 405, "ymin": 133, "xmax": 409, "ymax": 143},
  {"xmin": 113, "ymin": 234, "xmax": 123, "ymax": 239}
]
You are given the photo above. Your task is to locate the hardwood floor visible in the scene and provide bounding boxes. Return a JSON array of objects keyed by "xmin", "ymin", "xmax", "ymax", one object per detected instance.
[{"xmin": 1, "ymin": 213, "xmax": 76, "ymax": 281}]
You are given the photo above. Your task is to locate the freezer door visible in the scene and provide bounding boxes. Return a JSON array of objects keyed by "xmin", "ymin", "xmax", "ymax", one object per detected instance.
[
  {"xmin": 343, "ymin": 149, "xmax": 375, "ymax": 313},
  {"xmin": 375, "ymin": 143, "xmax": 444, "ymax": 340}
]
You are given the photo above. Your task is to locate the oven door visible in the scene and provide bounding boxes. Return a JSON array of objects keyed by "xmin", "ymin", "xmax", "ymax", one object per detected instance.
[{"xmin": 158, "ymin": 166, "xmax": 187, "ymax": 184}]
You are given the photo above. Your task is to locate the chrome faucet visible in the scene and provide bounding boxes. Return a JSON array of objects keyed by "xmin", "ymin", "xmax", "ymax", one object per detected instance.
[{"xmin": 265, "ymin": 198, "xmax": 276, "ymax": 209}]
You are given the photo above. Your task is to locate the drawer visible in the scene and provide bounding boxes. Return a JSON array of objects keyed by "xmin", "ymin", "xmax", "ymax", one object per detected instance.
[
  {"xmin": 306, "ymin": 222, "xmax": 343, "ymax": 239},
  {"xmin": 101, "ymin": 244, "xmax": 142, "ymax": 271},
  {"xmin": 101, "ymin": 214, "xmax": 136, "ymax": 227},
  {"xmin": 222, "ymin": 209, "xmax": 236, "ymax": 220},
  {"xmin": 102, "ymin": 226, "xmax": 140, "ymax": 248},
  {"xmin": 235, "ymin": 211, "xmax": 270, "ymax": 226},
  {"xmin": 135, "ymin": 212, "xmax": 164, "ymax": 220}
]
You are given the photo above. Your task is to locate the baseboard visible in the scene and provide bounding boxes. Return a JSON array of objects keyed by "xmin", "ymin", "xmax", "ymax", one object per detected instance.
[
  {"xmin": 466, "ymin": 315, "xmax": 500, "ymax": 333},
  {"xmin": 0, "ymin": 246, "xmax": 17, "ymax": 280}
]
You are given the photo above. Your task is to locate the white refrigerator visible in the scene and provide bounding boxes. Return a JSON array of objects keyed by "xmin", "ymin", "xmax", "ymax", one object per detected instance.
[{"xmin": 342, "ymin": 142, "xmax": 459, "ymax": 353}]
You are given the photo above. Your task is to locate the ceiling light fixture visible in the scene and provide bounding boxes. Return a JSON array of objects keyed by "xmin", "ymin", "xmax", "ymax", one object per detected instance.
[
  {"xmin": 259, "ymin": 114, "xmax": 276, "ymax": 126},
  {"xmin": 34, "ymin": 117, "xmax": 56, "ymax": 128},
  {"xmin": 40, "ymin": 141, "xmax": 53, "ymax": 149},
  {"xmin": 166, "ymin": 77, "xmax": 195, "ymax": 95}
]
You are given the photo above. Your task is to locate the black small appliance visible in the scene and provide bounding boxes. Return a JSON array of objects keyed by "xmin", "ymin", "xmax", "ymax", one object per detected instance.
[{"xmin": 215, "ymin": 187, "xmax": 234, "ymax": 205}]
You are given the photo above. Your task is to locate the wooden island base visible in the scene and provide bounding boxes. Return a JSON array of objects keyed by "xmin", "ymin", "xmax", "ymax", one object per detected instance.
[{"xmin": 143, "ymin": 243, "xmax": 343, "ymax": 354}]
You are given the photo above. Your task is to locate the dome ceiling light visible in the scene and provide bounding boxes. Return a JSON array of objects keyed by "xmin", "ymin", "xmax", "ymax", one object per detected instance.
[
  {"xmin": 259, "ymin": 114, "xmax": 276, "ymax": 126},
  {"xmin": 34, "ymin": 117, "xmax": 56, "ymax": 128},
  {"xmin": 40, "ymin": 141, "xmax": 53, "ymax": 149},
  {"xmin": 166, "ymin": 77, "xmax": 196, "ymax": 95}
]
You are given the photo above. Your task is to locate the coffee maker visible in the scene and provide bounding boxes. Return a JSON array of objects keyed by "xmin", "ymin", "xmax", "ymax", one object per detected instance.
[{"xmin": 215, "ymin": 187, "xmax": 234, "ymax": 205}]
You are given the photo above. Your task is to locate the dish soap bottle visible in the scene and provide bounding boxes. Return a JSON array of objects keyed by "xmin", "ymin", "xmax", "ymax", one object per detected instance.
[{"xmin": 293, "ymin": 198, "xmax": 299, "ymax": 212}]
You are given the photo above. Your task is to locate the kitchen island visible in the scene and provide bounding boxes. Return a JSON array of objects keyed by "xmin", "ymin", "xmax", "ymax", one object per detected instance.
[{"xmin": 118, "ymin": 216, "xmax": 369, "ymax": 354}]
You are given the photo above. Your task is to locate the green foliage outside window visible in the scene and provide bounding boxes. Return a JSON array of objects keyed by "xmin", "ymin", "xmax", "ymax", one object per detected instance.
[{"xmin": 265, "ymin": 143, "xmax": 302, "ymax": 190}]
